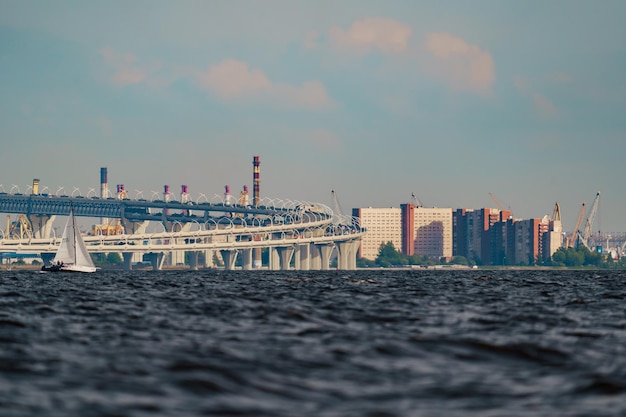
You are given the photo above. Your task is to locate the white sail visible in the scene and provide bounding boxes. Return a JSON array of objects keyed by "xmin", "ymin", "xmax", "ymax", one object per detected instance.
[
  {"xmin": 51, "ymin": 209, "xmax": 96, "ymax": 273},
  {"xmin": 52, "ymin": 211, "xmax": 76, "ymax": 265}
]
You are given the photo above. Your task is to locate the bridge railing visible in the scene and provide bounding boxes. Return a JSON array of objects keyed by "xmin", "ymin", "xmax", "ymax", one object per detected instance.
[{"xmin": 0, "ymin": 212, "xmax": 366, "ymax": 253}]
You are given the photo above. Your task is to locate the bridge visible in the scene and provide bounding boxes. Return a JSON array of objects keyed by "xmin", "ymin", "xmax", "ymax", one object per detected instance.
[{"xmin": 0, "ymin": 191, "xmax": 365, "ymax": 270}]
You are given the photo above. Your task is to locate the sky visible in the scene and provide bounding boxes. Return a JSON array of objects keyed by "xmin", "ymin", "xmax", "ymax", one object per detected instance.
[{"xmin": 1, "ymin": 1, "xmax": 625, "ymax": 233}]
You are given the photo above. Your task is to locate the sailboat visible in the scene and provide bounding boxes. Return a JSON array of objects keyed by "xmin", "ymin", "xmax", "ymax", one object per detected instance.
[{"xmin": 41, "ymin": 208, "xmax": 97, "ymax": 273}]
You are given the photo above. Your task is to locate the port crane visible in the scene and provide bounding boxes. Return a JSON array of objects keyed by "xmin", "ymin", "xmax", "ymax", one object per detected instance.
[
  {"xmin": 411, "ymin": 193, "xmax": 423, "ymax": 208},
  {"xmin": 576, "ymin": 192, "xmax": 601, "ymax": 250},
  {"xmin": 551, "ymin": 202, "xmax": 561, "ymax": 222},
  {"xmin": 566, "ymin": 203, "xmax": 586, "ymax": 247}
]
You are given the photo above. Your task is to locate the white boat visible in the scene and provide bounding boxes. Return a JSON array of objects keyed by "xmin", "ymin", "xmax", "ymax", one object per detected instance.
[{"xmin": 41, "ymin": 208, "xmax": 97, "ymax": 273}]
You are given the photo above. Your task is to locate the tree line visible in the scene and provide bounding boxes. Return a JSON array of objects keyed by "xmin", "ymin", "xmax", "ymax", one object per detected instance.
[{"xmin": 359, "ymin": 241, "xmax": 626, "ymax": 269}]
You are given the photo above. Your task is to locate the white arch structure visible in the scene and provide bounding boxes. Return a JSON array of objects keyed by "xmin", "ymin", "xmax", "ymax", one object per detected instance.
[{"xmin": 0, "ymin": 195, "xmax": 365, "ymax": 270}]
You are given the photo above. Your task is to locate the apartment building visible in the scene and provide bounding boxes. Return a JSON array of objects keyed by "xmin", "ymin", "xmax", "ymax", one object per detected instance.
[
  {"xmin": 413, "ymin": 207, "xmax": 453, "ymax": 259},
  {"xmin": 353, "ymin": 203, "xmax": 562, "ymax": 265},
  {"xmin": 453, "ymin": 208, "xmax": 511, "ymax": 264},
  {"xmin": 352, "ymin": 207, "xmax": 402, "ymax": 260},
  {"xmin": 353, "ymin": 205, "xmax": 453, "ymax": 261}
]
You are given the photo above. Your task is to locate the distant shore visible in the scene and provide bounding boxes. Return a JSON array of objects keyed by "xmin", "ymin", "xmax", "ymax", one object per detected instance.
[{"xmin": 2, "ymin": 264, "xmax": 621, "ymax": 272}]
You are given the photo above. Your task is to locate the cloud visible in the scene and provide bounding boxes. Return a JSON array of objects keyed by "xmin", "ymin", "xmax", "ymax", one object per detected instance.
[
  {"xmin": 421, "ymin": 32, "xmax": 495, "ymax": 94},
  {"xmin": 100, "ymin": 47, "xmax": 148, "ymax": 86},
  {"xmin": 196, "ymin": 59, "xmax": 334, "ymax": 109},
  {"xmin": 329, "ymin": 18, "xmax": 412, "ymax": 54}
]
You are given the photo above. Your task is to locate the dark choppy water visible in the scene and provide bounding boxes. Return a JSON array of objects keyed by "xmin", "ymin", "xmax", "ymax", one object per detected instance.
[{"xmin": 1, "ymin": 269, "xmax": 625, "ymax": 417}]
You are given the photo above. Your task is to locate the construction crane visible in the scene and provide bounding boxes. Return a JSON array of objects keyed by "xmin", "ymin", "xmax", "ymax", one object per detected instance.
[
  {"xmin": 6, "ymin": 214, "xmax": 33, "ymax": 239},
  {"xmin": 488, "ymin": 193, "xmax": 512, "ymax": 215},
  {"xmin": 577, "ymin": 191, "xmax": 601, "ymax": 249},
  {"xmin": 411, "ymin": 193, "xmax": 423, "ymax": 208},
  {"xmin": 550, "ymin": 202, "xmax": 561, "ymax": 222},
  {"xmin": 566, "ymin": 202, "xmax": 586, "ymax": 247}
]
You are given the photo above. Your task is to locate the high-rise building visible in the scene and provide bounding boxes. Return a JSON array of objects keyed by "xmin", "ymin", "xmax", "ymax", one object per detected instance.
[
  {"xmin": 543, "ymin": 218, "xmax": 563, "ymax": 262},
  {"xmin": 352, "ymin": 205, "xmax": 453, "ymax": 261},
  {"xmin": 352, "ymin": 207, "xmax": 402, "ymax": 260},
  {"xmin": 413, "ymin": 207, "xmax": 453, "ymax": 259},
  {"xmin": 354, "ymin": 202, "xmax": 562, "ymax": 265},
  {"xmin": 453, "ymin": 208, "xmax": 510, "ymax": 264}
]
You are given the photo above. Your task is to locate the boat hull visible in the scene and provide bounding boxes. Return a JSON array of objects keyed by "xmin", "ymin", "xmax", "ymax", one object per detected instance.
[{"xmin": 41, "ymin": 264, "xmax": 97, "ymax": 273}]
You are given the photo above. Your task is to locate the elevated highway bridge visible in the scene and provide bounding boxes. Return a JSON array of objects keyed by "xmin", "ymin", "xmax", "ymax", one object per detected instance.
[{"xmin": 0, "ymin": 192, "xmax": 365, "ymax": 270}]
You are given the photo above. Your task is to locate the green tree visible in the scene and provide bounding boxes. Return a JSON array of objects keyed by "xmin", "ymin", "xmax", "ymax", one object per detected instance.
[
  {"xmin": 92, "ymin": 253, "xmax": 107, "ymax": 265},
  {"xmin": 375, "ymin": 241, "xmax": 407, "ymax": 267},
  {"xmin": 552, "ymin": 246, "xmax": 606, "ymax": 267},
  {"xmin": 449, "ymin": 256, "xmax": 469, "ymax": 266},
  {"xmin": 356, "ymin": 257, "xmax": 377, "ymax": 268},
  {"xmin": 106, "ymin": 252, "xmax": 122, "ymax": 265}
]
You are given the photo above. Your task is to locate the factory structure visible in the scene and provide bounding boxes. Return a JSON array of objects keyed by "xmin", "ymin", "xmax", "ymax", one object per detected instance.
[
  {"xmin": 82, "ymin": 158, "xmax": 262, "ymax": 267},
  {"xmin": 353, "ymin": 203, "xmax": 564, "ymax": 266}
]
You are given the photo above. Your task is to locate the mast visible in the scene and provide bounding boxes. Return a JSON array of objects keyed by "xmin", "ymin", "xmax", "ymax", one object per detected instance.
[{"xmin": 71, "ymin": 206, "xmax": 77, "ymax": 265}]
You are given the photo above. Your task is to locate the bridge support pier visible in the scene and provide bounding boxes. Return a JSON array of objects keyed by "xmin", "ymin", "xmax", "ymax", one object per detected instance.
[
  {"xmin": 336, "ymin": 240, "xmax": 359, "ymax": 270},
  {"xmin": 295, "ymin": 244, "xmax": 309, "ymax": 270},
  {"xmin": 29, "ymin": 214, "xmax": 56, "ymax": 239},
  {"xmin": 188, "ymin": 251, "xmax": 199, "ymax": 270},
  {"xmin": 269, "ymin": 248, "xmax": 280, "ymax": 270},
  {"xmin": 241, "ymin": 248, "xmax": 253, "ymax": 270},
  {"xmin": 275, "ymin": 246, "xmax": 294, "ymax": 270},
  {"xmin": 220, "ymin": 249, "xmax": 238, "ymax": 270},
  {"xmin": 309, "ymin": 243, "xmax": 321, "ymax": 269},
  {"xmin": 41, "ymin": 252, "xmax": 55, "ymax": 266},
  {"xmin": 146, "ymin": 252, "xmax": 165, "ymax": 271},
  {"xmin": 122, "ymin": 252, "xmax": 133, "ymax": 271},
  {"xmin": 314, "ymin": 243, "xmax": 334, "ymax": 270}
]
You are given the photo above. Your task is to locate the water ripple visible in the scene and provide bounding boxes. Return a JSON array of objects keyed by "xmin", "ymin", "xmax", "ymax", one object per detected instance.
[{"xmin": 0, "ymin": 269, "xmax": 625, "ymax": 416}]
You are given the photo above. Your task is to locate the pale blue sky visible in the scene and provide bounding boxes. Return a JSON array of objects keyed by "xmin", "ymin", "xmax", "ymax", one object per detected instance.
[{"xmin": 1, "ymin": 1, "xmax": 625, "ymax": 232}]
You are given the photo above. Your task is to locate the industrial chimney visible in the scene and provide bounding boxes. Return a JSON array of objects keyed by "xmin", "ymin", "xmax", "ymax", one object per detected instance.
[
  {"xmin": 181, "ymin": 185, "xmax": 189, "ymax": 204},
  {"xmin": 100, "ymin": 168, "xmax": 108, "ymax": 225},
  {"xmin": 100, "ymin": 168, "xmax": 108, "ymax": 199},
  {"xmin": 252, "ymin": 156, "xmax": 262, "ymax": 268},
  {"xmin": 117, "ymin": 184, "xmax": 127, "ymax": 200},
  {"xmin": 224, "ymin": 185, "xmax": 231, "ymax": 206},
  {"xmin": 253, "ymin": 156, "xmax": 260, "ymax": 207},
  {"xmin": 239, "ymin": 185, "xmax": 249, "ymax": 206},
  {"xmin": 32, "ymin": 179, "xmax": 40, "ymax": 195}
]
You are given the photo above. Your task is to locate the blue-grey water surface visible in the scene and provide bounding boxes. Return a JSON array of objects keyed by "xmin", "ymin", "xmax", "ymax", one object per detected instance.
[{"xmin": 1, "ymin": 269, "xmax": 625, "ymax": 416}]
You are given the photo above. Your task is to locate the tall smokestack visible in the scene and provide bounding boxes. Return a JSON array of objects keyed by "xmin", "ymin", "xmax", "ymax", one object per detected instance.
[
  {"xmin": 252, "ymin": 156, "xmax": 262, "ymax": 268},
  {"xmin": 239, "ymin": 185, "xmax": 249, "ymax": 206},
  {"xmin": 117, "ymin": 184, "xmax": 126, "ymax": 200},
  {"xmin": 164, "ymin": 185, "xmax": 170, "ymax": 216},
  {"xmin": 101, "ymin": 168, "xmax": 108, "ymax": 225},
  {"xmin": 224, "ymin": 185, "xmax": 231, "ymax": 206},
  {"xmin": 181, "ymin": 185, "xmax": 189, "ymax": 203},
  {"xmin": 32, "ymin": 179, "xmax": 40, "ymax": 195},
  {"xmin": 100, "ymin": 168, "xmax": 108, "ymax": 199},
  {"xmin": 181, "ymin": 185, "xmax": 189, "ymax": 215},
  {"xmin": 253, "ymin": 156, "xmax": 260, "ymax": 207}
]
